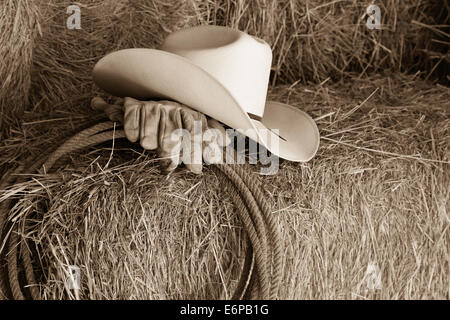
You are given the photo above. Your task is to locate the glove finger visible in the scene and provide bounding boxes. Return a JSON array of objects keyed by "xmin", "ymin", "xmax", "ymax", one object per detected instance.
[
  {"xmin": 185, "ymin": 131, "xmax": 203, "ymax": 173},
  {"xmin": 160, "ymin": 158, "xmax": 179, "ymax": 173},
  {"xmin": 140, "ymin": 102, "xmax": 160, "ymax": 150},
  {"xmin": 185, "ymin": 160, "xmax": 203, "ymax": 174},
  {"xmin": 181, "ymin": 109, "xmax": 204, "ymax": 174},
  {"xmin": 207, "ymin": 118, "xmax": 230, "ymax": 147},
  {"xmin": 113, "ymin": 97, "xmax": 125, "ymax": 106},
  {"xmin": 123, "ymin": 102, "xmax": 141, "ymax": 143},
  {"xmin": 91, "ymin": 97, "xmax": 108, "ymax": 111},
  {"xmin": 158, "ymin": 107, "xmax": 183, "ymax": 172}
]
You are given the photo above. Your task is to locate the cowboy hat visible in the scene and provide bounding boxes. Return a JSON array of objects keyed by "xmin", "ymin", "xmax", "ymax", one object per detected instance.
[{"xmin": 92, "ymin": 25, "xmax": 320, "ymax": 162}]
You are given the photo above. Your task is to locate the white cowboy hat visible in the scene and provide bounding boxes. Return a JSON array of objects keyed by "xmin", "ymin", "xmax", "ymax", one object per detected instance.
[{"xmin": 92, "ymin": 25, "xmax": 320, "ymax": 162}]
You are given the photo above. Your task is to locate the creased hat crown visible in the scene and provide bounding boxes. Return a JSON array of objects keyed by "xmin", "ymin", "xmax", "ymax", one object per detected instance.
[{"xmin": 160, "ymin": 26, "xmax": 272, "ymax": 118}]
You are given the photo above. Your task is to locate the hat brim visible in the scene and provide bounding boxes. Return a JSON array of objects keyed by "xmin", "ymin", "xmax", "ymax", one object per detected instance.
[{"xmin": 93, "ymin": 48, "xmax": 319, "ymax": 162}]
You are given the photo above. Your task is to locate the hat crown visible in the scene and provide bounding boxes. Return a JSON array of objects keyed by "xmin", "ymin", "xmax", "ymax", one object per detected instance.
[{"xmin": 160, "ymin": 26, "xmax": 272, "ymax": 118}]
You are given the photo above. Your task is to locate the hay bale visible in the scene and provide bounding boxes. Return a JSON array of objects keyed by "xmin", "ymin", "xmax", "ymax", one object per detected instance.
[
  {"xmin": 0, "ymin": 0, "xmax": 448, "ymax": 300},
  {"xmin": 29, "ymin": 0, "xmax": 200, "ymax": 115},
  {"xmin": 0, "ymin": 0, "xmax": 40, "ymax": 137},
  {"xmin": 206, "ymin": 0, "xmax": 447, "ymax": 84},
  {"xmin": 10, "ymin": 155, "xmax": 247, "ymax": 299},
  {"xmin": 28, "ymin": 0, "xmax": 448, "ymax": 116},
  {"xmin": 2, "ymin": 0, "xmax": 447, "ymax": 131},
  {"xmin": 3, "ymin": 75, "xmax": 449, "ymax": 299}
]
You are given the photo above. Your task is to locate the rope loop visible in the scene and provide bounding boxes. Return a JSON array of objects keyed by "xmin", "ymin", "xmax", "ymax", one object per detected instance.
[{"xmin": 0, "ymin": 121, "xmax": 282, "ymax": 300}]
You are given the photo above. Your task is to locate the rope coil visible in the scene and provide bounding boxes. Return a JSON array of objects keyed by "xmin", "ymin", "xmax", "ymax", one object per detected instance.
[{"xmin": 0, "ymin": 120, "xmax": 282, "ymax": 300}]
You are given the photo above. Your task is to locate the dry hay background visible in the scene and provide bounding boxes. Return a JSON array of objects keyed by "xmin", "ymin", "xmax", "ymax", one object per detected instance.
[{"xmin": 0, "ymin": 0, "xmax": 449, "ymax": 299}]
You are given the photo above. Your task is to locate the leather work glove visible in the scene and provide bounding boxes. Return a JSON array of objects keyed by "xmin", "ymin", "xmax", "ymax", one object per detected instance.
[{"xmin": 91, "ymin": 97, "xmax": 228, "ymax": 174}]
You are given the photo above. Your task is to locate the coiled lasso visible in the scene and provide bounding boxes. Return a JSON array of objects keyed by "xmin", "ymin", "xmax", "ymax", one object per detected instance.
[{"xmin": 0, "ymin": 106, "xmax": 283, "ymax": 300}]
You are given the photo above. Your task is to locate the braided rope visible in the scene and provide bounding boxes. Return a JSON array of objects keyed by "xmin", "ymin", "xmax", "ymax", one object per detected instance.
[
  {"xmin": 231, "ymin": 165, "xmax": 283, "ymax": 298},
  {"xmin": 213, "ymin": 164, "xmax": 271, "ymax": 298},
  {"xmin": 212, "ymin": 166, "xmax": 268, "ymax": 298},
  {"xmin": 0, "ymin": 121, "xmax": 282, "ymax": 300}
]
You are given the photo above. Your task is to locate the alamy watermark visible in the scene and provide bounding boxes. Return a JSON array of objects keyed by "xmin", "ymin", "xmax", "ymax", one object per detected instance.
[
  {"xmin": 364, "ymin": 262, "xmax": 382, "ymax": 290},
  {"xmin": 67, "ymin": 4, "xmax": 382, "ymax": 31},
  {"xmin": 170, "ymin": 121, "xmax": 280, "ymax": 175},
  {"xmin": 66, "ymin": 5, "xmax": 81, "ymax": 30},
  {"xmin": 65, "ymin": 265, "xmax": 81, "ymax": 290},
  {"xmin": 366, "ymin": 4, "xmax": 381, "ymax": 30}
]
